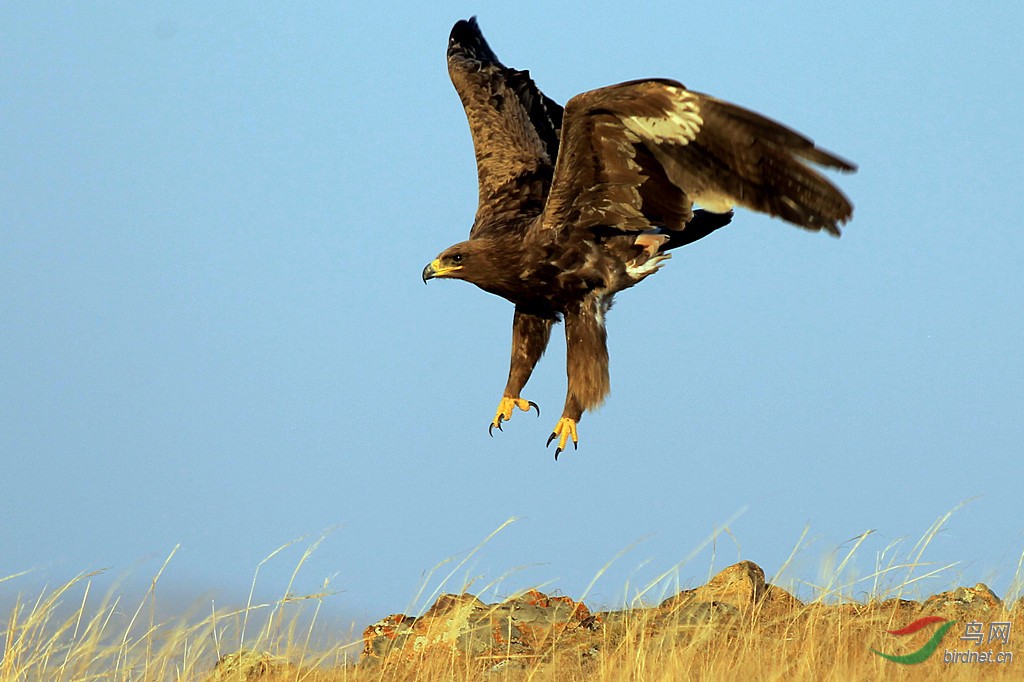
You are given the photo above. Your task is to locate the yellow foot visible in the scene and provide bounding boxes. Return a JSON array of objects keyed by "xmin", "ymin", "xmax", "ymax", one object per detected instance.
[
  {"xmin": 489, "ymin": 396, "xmax": 540, "ymax": 436},
  {"xmin": 546, "ymin": 418, "xmax": 578, "ymax": 459}
]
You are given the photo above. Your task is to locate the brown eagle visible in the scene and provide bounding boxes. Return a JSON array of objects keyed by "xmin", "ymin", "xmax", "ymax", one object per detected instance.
[{"xmin": 423, "ymin": 18, "xmax": 856, "ymax": 458}]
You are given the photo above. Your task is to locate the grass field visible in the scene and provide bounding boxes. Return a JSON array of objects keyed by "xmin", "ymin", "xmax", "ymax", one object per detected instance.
[{"xmin": 3, "ymin": 512, "xmax": 1021, "ymax": 680}]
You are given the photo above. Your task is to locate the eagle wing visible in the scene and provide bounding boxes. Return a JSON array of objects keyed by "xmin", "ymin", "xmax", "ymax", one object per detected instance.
[
  {"xmin": 539, "ymin": 79, "xmax": 855, "ymax": 240},
  {"xmin": 447, "ymin": 18, "xmax": 563, "ymax": 238}
]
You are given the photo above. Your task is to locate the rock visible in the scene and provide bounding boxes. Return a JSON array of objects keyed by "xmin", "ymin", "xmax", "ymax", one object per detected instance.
[
  {"xmin": 205, "ymin": 650, "xmax": 290, "ymax": 681},
  {"xmin": 660, "ymin": 560, "xmax": 766, "ymax": 612},
  {"xmin": 357, "ymin": 563, "xmax": 1020, "ymax": 673},
  {"xmin": 760, "ymin": 584, "xmax": 804, "ymax": 616},
  {"xmin": 360, "ymin": 612, "xmax": 418, "ymax": 660},
  {"xmin": 361, "ymin": 590, "xmax": 599, "ymax": 666},
  {"xmin": 674, "ymin": 600, "xmax": 741, "ymax": 626},
  {"xmin": 923, "ymin": 583, "xmax": 1002, "ymax": 616}
]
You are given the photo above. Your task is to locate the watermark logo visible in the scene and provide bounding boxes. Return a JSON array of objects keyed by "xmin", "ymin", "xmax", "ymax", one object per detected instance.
[
  {"xmin": 871, "ymin": 616, "xmax": 956, "ymax": 664},
  {"xmin": 872, "ymin": 617, "xmax": 1014, "ymax": 665},
  {"xmin": 945, "ymin": 620, "xmax": 1014, "ymax": 665}
]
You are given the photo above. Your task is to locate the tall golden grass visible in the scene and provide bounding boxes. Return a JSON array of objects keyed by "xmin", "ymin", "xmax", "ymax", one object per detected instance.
[{"xmin": 3, "ymin": 509, "xmax": 1021, "ymax": 681}]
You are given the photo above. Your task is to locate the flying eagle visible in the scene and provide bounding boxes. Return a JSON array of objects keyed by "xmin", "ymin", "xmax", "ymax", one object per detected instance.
[{"xmin": 423, "ymin": 18, "xmax": 856, "ymax": 458}]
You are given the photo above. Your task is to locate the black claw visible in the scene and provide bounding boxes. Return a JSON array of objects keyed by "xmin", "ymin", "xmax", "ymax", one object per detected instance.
[
  {"xmin": 528, "ymin": 401, "xmax": 540, "ymax": 417},
  {"xmin": 546, "ymin": 432, "xmax": 557, "ymax": 448},
  {"xmin": 489, "ymin": 419, "xmax": 504, "ymax": 437},
  {"xmin": 573, "ymin": 439, "xmax": 578, "ymax": 451},
  {"xmin": 554, "ymin": 447, "xmax": 561, "ymax": 461}
]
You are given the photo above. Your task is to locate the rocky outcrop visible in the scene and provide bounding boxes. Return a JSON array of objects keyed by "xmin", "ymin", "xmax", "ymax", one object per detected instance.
[
  {"xmin": 361, "ymin": 589, "xmax": 598, "ymax": 666},
  {"xmin": 924, "ymin": 583, "xmax": 1002, "ymax": 617},
  {"xmin": 358, "ymin": 561, "xmax": 1020, "ymax": 672},
  {"xmin": 659, "ymin": 560, "xmax": 774, "ymax": 612},
  {"xmin": 360, "ymin": 561, "xmax": 806, "ymax": 668},
  {"xmin": 199, "ymin": 561, "xmax": 1024, "ymax": 679},
  {"xmin": 204, "ymin": 561, "xmax": 1023, "ymax": 679}
]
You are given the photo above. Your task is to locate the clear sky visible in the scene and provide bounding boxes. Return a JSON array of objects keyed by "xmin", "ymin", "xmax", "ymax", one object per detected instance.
[{"xmin": 3, "ymin": 2, "xmax": 1023, "ymax": 632}]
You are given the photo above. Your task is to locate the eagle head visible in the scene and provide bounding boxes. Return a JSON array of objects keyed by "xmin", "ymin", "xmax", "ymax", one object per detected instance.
[
  {"xmin": 422, "ymin": 248, "xmax": 465, "ymax": 282},
  {"xmin": 422, "ymin": 240, "xmax": 494, "ymax": 284},
  {"xmin": 423, "ymin": 238, "xmax": 531, "ymax": 305}
]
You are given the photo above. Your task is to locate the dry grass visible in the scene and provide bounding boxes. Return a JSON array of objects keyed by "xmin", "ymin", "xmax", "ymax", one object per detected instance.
[
  {"xmin": 3, "ymin": 510, "xmax": 1021, "ymax": 681},
  {"xmin": 0, "ymin": 540, "xmax": 351, "ymax": 681},
  {"xmin": 341, "ymin": 602, "xmax": 1021, "ymax": 682}
]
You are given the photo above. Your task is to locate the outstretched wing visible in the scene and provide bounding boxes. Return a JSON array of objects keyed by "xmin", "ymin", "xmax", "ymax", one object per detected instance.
[
  {"xmin": 539, "ymin": 79, "xmax": 855, "ymax": 241},
  {"xmin": 448, "ymin": 18, "xmax": 563, "ymax": 238}
]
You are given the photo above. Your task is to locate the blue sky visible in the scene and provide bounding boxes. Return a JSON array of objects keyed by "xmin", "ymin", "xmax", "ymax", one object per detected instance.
[{"xmin": 3, "ymin": 2, "xmax": 1023, "ymax": 630}]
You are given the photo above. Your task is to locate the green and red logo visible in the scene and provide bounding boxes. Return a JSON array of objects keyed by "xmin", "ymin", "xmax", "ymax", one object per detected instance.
[{"xmin": 871, "ymin": 616, "xmax": 957, "ymax": 665}]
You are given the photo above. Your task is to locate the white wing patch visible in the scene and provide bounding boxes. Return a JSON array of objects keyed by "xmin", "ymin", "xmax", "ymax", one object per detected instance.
[
  {"xmin": 622, "ymin": 90, "xmax": 703, "ymax": 145},
  {"xmin": 694, "ymin": 192, "xmax": 735, "ymax": 213}
]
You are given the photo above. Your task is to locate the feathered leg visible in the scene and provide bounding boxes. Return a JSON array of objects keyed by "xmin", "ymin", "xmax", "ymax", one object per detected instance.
[
  {"xmin": 549, "ymin": 294, "xmax": 611, "ymax": 458},
  {"xmin": 490, "ymin": 308, "xmax": 553, "ymax": 435}
]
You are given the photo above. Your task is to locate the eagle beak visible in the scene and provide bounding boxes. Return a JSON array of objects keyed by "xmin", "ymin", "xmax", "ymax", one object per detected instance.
[{"xmin": 422, "ymin": 258, "xmax": 462, "ymax": 283}]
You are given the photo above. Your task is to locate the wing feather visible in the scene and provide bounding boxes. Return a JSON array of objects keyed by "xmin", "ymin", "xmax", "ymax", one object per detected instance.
[
  {"xmin": 539, "ymin": 79, "xmax": 855, "ymax": 239},
  {"xmin": 447, "ymin": 18, "xmax": 563, "ymax": 238}
]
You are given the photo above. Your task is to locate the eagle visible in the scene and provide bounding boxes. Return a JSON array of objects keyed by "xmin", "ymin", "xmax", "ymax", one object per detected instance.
[{"xmin": 423, "ymin": 18, "xmax": 855, "ymax": 458}]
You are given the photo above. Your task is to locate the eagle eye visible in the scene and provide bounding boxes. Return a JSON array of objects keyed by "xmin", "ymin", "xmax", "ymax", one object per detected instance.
[{"xmin": 450, "ymin": 253, "xmax": 464, "ymax": 264}]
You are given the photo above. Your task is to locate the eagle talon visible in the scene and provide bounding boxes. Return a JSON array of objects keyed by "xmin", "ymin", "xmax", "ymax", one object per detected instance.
[
  {"xmin": 547, "ymin": 418, "xmax": 578, "ymax": 459},
  {"xmin": 490, "ymin": 396, "xmax": 540, "ymax": 435}
]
